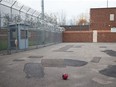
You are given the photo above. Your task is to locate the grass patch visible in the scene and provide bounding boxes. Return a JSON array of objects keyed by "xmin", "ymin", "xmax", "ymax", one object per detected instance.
[
  {"xmin": 0, "ymin": 40, "xmax": 8, "ymax": 50},
  {"xmin": 29, "ymin": 40, "xmax": 38, "ymax": 46}
]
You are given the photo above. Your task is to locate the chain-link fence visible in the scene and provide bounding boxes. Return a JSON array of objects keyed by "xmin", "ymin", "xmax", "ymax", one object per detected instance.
[{"xmin": 0, "ymin": 0, "xmax": 64, "ymax": 55}]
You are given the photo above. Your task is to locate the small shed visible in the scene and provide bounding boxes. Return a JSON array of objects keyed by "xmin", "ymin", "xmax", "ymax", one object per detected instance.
[{"xmin": 9, "ymin": 22, "xmax": 29, "ymax": 50}]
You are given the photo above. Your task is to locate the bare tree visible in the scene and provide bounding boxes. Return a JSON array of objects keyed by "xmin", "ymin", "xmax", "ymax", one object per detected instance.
[
  {"xmin": 3, "ymin": 14, "xmax": 23, "ymax": 27},
  {"xmin": 49, "ymin": 13, "xmax": 57, "ymax": 24},
  {"xmin": 56, "ymin": 10, "xmax": 67, "ymax": 25},
  {"xmin": 13, "ymin": 15, "xmax": 22, "ymax": 23},
  {"xmin": 44, "ymin": 13, "xmax": 57, "ymax": 24},
  {"xmin": 76, "ymin": 13, "xmax": 89, "ymax": 25},
  {"xmin": 39, "ymin": 10, "xmax": 67, "ymax": 25},
  {"xmin": 69, "ymin": 16, "xmax": 77, "ymax": 25},
  {"xmin": 77, "ymin": 18, "xmax": 88, "ymax": 25},
  {"xmin": 3, "ymin": 14, "xmax": 11, "ymax": 27}
]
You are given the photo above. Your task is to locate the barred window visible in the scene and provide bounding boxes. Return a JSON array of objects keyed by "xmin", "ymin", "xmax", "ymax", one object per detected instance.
[{"xmin": 21, "ymin": 30, "xmax": 27, "ymax": 39}]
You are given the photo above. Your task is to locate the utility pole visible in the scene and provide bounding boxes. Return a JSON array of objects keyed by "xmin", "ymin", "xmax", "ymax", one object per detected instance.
[
  {"xmin": 107, "ymin": 0, "xmax": 108, "ymax": 8},
  {"xmin": 41, "ymin": 0, "xmax": 45, "ymax": 46},
  {"xmin": 41, "ymin": 0, "xmax": 44, "ymax": 20}
]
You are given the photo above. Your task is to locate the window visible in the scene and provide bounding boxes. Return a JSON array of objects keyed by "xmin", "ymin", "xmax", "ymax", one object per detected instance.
[
  {"xmin": 21, "ymin": 30, "xmax": 27, "ymax": 39},
  {"xmin": 110, "ymin": 14, "xmax": 114, "ymax": 21}
]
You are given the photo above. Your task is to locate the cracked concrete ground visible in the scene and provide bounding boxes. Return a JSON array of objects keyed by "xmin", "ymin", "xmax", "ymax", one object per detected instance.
[{"xmin": 0, "ymin": 43, "xmax": 116, "ymax": 87}]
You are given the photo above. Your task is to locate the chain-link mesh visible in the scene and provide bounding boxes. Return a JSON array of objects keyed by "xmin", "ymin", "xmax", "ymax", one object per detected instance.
[{"xmin": 0, "ymin": 0, "xmax": 64, "ymax": 55}]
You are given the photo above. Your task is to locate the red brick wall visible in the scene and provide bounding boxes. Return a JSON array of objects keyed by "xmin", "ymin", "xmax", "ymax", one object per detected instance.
[
  {"xmin": 63, "ymin": 31, "xmax": 93, "ymax": 42},
  {"xmin": 61, "ymin": 25, "xmax": 89, "ymax": 31},
  {"xmin": 0, "ymin": 29, "xmax": 8, "ymax": 40},
  {"xmin": 90, "ymin": 8, "xmax": 116, "ymax": 30},
  {"xmin": 98, "ymin": 30, "xmax": 116, "ymax": 42},
  {"xmin": 63, "ymin": 30, "xmax": 116, "ymax": 42}
]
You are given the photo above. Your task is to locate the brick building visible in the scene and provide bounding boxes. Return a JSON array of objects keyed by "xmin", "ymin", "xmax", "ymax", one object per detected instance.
[
  {"xmin": 62, "ymin": 7, "xmax": 116, "ymax": 42},
  {"xmin": 90, "ymin": 7, "xmax": 116, "ymax": 30}
]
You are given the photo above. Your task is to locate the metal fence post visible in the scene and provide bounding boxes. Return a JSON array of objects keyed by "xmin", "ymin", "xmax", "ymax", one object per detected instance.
[
  {"xmin": 15, "ymin": 20, "xmax": 18, "ymax": 52},
  {"xmin": 0, "ymin": 11, "xmax": 1, "ymax": 29},
  {"xmin": 7, "ymin": 24, "xmax": 11, "ymax": 54},
  {"xmin": 10, "ymin": 1, "xmax": 17, "ymax": 22},
  {"xmin": 0, "ymin": 0, "xmax": 2, "ymax": 29},
  {"xmin": 36, "ymin": 17, "xmax": 38, "ymax": 48},
  {"xmin": 0, "ymin": 3, "xmax": 1, "ymax": 29}
]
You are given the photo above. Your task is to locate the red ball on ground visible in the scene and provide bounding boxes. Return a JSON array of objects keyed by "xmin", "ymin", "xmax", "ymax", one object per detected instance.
[{"xmin": 62, "ymin": 73, "xmax": 68, "ymax": 80}]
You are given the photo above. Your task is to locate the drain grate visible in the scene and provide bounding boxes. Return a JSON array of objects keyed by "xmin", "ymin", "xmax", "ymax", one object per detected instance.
[
  {"xmin": 99, "ymin": 65, "xmax": 116, "ymax": 78},
  {"xmin": 64, "ymin": 59, "xmax": 88, "ymax": 67},
  {"xmin": 91, "ymin": 57, "xmax": 101, "ymax": 63},
  {"xmin": 28, "ymin": 56, "xmax": 43, "ymax": 58},
  {"xmin": 102, "ymin": 50, "xmax": 116, "ymax": 57},
  {"xmin": 24, "ymin": 63, "xmax": 44, "ymax": 79},
  {"xmin": 13, "ymin": 59, "xmax": 25, "ymax": 61}
]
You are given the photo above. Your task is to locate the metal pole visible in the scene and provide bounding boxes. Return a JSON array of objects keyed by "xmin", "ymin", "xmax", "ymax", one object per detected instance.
[
  {"xmin": 7, "ymin": 22, "xmax": 11, "ymax": 54},
  {"xmin": 19, "ymin": 5, "xmax": 24, "ymax": 17},
  {"xmin": 0, "ymin": 0, "xmax": 3, "ymax": 29},
  {"xmin": 107, "ymin": 0, "xmax": 108, "ymax": 8},
  {"xmin": 15, "ymin": 20, "xmax": 18, "ymax": 52},
  {"xmin": 7, "ymin": 0, "xmax": 18, "ymax": 54},
  {"xmin": 11, "ymin": 1, "xmax": 17, "ymax": 22},
  {"xmin": 36, "ymin": 17, "xmax": 38, "ymax": 48},
  {"xmin": 0, "ymin": 11, "xmax": 2, "ymax": 29},
  {"xmin": 32, "ymin": 10, "xmax": 36, "ymax": 16},
  {"xmin": 31, "ymin": 10, "xmax": 38, "ymax": 48},
  {"xmin": 41, "ymin": 0, "xmax": 44, "ymax": 20},
  {"xmin": 0, "ymin": 2, "xmax": 1, "ymax": 29},
  {"xmin": 41, "ymin": 0, "xmax": 46, "ymax": 46},
  {"xmin": 24, "ymin": 8, "xmax": 30, "ymax": 50}
]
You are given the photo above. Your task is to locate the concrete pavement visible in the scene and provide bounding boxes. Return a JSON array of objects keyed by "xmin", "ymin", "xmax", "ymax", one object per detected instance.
[{"xmin": 0, "ymin": 43, "xmax": 116, "ymax": 87}]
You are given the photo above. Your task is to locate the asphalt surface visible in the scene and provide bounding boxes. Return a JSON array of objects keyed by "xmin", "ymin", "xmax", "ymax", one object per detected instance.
[{"xmin": 0, "ymin": 43, "xmax": 116, "ymax": 87}]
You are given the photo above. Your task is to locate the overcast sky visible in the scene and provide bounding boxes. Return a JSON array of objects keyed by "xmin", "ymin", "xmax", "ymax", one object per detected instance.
[{"xmin": 18, "ymin": 0, "xmax": 116, "ymax": 20}]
